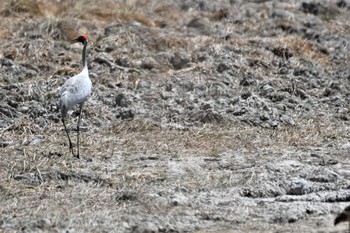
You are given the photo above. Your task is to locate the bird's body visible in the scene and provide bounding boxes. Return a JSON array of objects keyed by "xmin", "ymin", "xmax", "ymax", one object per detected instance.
[
  {"xmin": 59, "ymin": 34, "xmax": 91, "ymax": 158},
  {"xmin": 60, "ymin": 66, "xmax": 91, "ymax": 118}
]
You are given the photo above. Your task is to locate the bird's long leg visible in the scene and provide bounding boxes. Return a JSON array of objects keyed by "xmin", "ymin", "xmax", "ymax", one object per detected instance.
[
  {"xmin": 62, "ymin": 118, "xmax": 75, "ymax": 156},
  {"xmin": 75, "ymin": 103, "xmax": 84, "ymax": 159}
]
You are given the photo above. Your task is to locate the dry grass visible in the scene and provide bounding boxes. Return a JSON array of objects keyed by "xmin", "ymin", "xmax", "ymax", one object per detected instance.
[
  {"xmin": 73, "ymin": 117, "xmax": 349, "ymax": 158},
  {"xmin": 277, "ymin": 36, "xmax": 329, "ymax": 64},
  {"xmin": 1, "ymin": 111, "xmax": 349, "ymax": 231},
  {"xmin": 3, "ymin": 0, "xmax": 156, "ymax": 25},
  {"xmin": 3, "ymin": 110, "xmax": 344, "ymax": 161},
  {"xmin": 0, "ymin": 0, "xmax": 161, "ymax": 43},
  {"xmin": 153, "ymin": 3, "xmax": 187, "ymax": 25}
]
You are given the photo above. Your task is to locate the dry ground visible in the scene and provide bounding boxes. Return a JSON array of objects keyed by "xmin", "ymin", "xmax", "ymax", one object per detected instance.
[{"xmin": 0, "ymin": 0, "xmax": 350, "ymax": 232}]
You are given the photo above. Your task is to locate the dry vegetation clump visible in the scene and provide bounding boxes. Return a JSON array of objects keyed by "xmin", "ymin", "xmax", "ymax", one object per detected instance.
[
  {"xmin": 4, "ymin": 0, "xmax": 151, "ymax": 23},
  {"xmin": 1, "ymin": 0, "xmax": 161, "ymax": 42},
  {"xmin": 276, "ymin": 36, "xmax": 329, "ymax": 64}
]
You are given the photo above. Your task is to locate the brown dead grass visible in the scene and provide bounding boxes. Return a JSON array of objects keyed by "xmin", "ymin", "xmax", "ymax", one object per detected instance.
[
  {"xmin": 154, "ymin": 3, "xmax": 184, "ymax": 23},
  {"xmin": 82, "ymin": 117, "xmax": 348, "ymax": 157},
  {"xmin": 1, "ymin": 1, "xmax": 150, "ymax": 42},
  {"xmin": 246, "ymin": 36, "xmax": 330, "ymax": 65},
  {"xmin": 277, "ymin": 36, "xmax": 329, "ymax": 64},
  {"xmin": 148, "ymin": 35, "xmax": 193, "ymax": 51},
  {"xmin": 208, "ymin": 8, "xmax": 229, "ymax": 21},
  {"xmin": 4, "ymin": 0, "xmax": 156, "ymax": 27}
]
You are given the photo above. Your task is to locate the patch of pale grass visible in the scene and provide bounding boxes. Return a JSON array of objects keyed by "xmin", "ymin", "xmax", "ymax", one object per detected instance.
[
  {"xmin": 65, "ymin": 117, "xmax": 349, "ymax": 158},
  {"xmin": 276, "ymin": 36, "xmax": 329, "ymax": 64},
  {"xmin": 1, "ymin": 115, "xmax": 348, "ymax": 231}
]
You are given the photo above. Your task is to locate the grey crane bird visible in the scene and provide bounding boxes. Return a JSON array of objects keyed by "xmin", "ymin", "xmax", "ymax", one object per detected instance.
[{"xmin": 60, "ymin": 34, "xmax": 92, "ymax": 158}]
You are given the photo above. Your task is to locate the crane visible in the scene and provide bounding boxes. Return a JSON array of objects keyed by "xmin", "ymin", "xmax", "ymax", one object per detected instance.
[{"xmin": 59, "ymin": 34, "xmax": 92, "ymax": 158}]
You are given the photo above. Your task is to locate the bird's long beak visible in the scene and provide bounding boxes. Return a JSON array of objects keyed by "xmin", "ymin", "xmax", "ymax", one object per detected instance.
[{"xmin": 70, "ymin": 38, "xmax": 79, "ymax": 44}]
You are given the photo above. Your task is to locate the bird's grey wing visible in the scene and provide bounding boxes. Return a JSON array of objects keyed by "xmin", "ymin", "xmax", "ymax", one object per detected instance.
[{"xmin": 61, "ymin": 74, "xmax": 91, "ymax": 105}]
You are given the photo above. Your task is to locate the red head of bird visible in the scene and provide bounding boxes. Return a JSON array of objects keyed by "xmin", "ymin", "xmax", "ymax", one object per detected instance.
[{"xmin": 71, "ymin": 35, "xmax": 88, "ymax": 45}]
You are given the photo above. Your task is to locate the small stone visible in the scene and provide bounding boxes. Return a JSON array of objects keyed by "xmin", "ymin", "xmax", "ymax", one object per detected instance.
[
  {"xmin": 170, "ymin": 52, "xmax": 191, "ymax": 70},
  {"xmin": 160, "ymin": 91, "xmax": 173, "ymax": 100},
  {"xmin": 141, "ymin": 57, "xmax": 158, "ymax": 70}
]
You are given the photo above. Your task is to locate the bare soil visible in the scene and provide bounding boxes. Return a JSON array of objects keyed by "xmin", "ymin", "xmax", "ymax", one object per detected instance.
[{"xmin": 0, "ymin": 0, "xmax": 350, "ymax": 232}]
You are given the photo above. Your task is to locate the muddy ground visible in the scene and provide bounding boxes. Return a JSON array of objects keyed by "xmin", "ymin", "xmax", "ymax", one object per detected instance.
[{"xmin": 0, "ymin": 0, "xmax": 350, "ymax": 232}]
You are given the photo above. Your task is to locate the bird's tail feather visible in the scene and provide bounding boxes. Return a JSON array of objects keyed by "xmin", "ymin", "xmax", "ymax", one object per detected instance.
[{"xmin": 59, "ymin": 93, "xmax": 69, "ymax": 118}]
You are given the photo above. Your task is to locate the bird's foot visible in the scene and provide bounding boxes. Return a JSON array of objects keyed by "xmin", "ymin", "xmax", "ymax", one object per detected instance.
[
  {"xmin": 69, "ymin": 145, "xmax": 77, "ymax": 158},
  {"xmin": 71, "ymin": 149, "xmax": 79, "ymax": 158}
]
